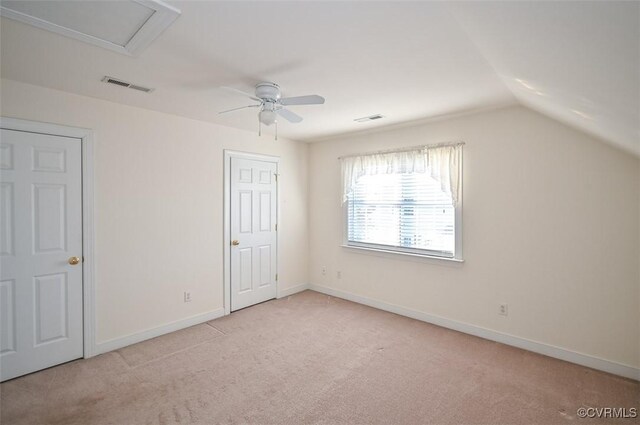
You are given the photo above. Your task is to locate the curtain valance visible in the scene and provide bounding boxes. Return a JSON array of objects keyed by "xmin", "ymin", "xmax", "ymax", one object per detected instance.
[{"xmin": 341, "ymin": 142, "xmax": 463, "ymax": 206}]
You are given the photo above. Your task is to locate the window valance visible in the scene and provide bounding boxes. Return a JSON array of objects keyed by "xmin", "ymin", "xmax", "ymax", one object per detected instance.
[{"xmin": 340, "ymin": 142, "xmax": 463, "ymax": 206}]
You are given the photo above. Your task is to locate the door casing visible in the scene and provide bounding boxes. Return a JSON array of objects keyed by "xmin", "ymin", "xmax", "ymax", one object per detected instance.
[
  {"xmin": 223, "ymin": 150, "xmax": 280, "ymax": 316},
  {"xmin": 0, "ymin": 117, "xmax": 96, "ymax": 358}
]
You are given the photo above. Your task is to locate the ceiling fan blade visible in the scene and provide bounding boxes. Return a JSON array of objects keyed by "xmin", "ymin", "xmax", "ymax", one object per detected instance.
[
  {"xmin": 279, "ymin": 95, "xmax": 325, "ymax": 106},
  {"xmin": 221, "ymin": 86, "xmax": 261, "ymax": 102},
  {"xmin": 218, "ymin": 104, "xmax": 261, "ymax": 114},
  {"xmin": 276, "ymin": 108, "xmax": 303, "ymax": 123}
]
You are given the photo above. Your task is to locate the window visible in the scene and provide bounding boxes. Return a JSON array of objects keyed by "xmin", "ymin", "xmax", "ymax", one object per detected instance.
[{"xmin": 342, "ymin": 144, "xmax": 462, "ymax": 260}]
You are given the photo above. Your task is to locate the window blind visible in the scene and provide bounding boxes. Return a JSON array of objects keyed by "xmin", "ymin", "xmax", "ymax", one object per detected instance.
[{"xmin": 347, "ymin": 172, "xmax": 455, "ymax": 256}]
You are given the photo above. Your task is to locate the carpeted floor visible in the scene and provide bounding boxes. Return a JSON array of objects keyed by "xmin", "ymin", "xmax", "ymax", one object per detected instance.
[{"xmin": 1, "ymin": 290, "xmax": 638, "ymax": 424}]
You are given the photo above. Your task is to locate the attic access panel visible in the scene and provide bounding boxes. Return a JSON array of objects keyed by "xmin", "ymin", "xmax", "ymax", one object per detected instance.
[{"xmin": 0, "ymin": 0, "xmax": 180, "ymax": 56}]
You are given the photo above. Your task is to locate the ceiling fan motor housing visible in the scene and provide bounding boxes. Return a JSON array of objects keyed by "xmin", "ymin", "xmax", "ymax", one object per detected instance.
[{"xmin": 255, "ymin": 82, "xmax": 281, "ymax": 101}]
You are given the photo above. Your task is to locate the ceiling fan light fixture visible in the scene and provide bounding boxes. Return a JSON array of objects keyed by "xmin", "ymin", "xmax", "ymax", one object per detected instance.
[
  {"xmin": 259, "ymin": 109, "xmax": 277, "ymax": 126},
  {"xmin": 219, "ymin": 82, "xmax": 325, "ymax": 135}
]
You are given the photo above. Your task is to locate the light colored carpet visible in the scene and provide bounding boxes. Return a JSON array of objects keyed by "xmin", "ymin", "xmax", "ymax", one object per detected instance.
[{"xmin": 1, "ymin": 290, "xmax": 637, "ymax": 424}]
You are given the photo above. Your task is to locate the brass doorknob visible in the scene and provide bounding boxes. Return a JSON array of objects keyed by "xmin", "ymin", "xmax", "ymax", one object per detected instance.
[
  {"xmin": 231, "ymin": 240, "xmax": 240, "ymax": 246},
  {"xmin": 68, "ymin": 256, "xmax": 81, "ymax": 265}
]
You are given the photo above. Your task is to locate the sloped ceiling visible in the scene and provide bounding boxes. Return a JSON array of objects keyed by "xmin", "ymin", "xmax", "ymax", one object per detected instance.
[
  {"xmin": 448, "ymin": 1, "xmax": 639, "ymax": 156},
  {"xmin": 0, "ymin": 1, "xmax": 638, "ymax": 155}
]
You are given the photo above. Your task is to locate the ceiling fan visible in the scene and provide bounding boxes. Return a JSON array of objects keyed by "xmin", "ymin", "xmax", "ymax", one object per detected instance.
[{"xmin": 219, "ymin": 82, "xmax": 325, "ymax": 139}]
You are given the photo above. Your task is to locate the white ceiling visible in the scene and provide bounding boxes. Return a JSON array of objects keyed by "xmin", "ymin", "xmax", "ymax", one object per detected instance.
[
  {"xmin": 2, "ymin": 1, "xmax": 155, "ymax": 46},
  {"xmin": 448, "ymin": 1, "xmax": 639, "ymax": 156},
  {"xmin": 0, "ymin": 1, "xmax": 638, "ymax": 155}
]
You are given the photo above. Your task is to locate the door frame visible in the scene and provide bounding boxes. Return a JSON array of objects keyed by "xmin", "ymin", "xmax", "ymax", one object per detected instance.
[
  {"xmin": 0, "ymin": 116, "xmax": 97, "ymax": 358},
  {"xmin": 223, "ymin": 150, "xmax": 280, "ymax": 315}
]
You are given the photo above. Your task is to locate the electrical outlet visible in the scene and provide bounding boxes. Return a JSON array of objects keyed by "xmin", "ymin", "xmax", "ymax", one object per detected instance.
[
  {"xmin": 322, "ymin": 266, "xmax": 326, "ymax": 276},
  {"xmin": 184, "ymin": 291, "xmax": 192, "ymax": 303},
  {"xmin": 337, "ymin": 271, "xmax": 342, "ymax": 279},
  {"xmin": 499, "ymin": 303, "xmax": 508, "ymax": 316}
]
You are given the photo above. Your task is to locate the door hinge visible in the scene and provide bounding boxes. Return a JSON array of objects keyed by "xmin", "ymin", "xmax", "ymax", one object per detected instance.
[
  {"xmin": 274, "ymin": 173, "xmax": 279, "ymax": 182},
  {"xmin": 275, "ymin": 223, "xmax": 278, "ymax": 231},
  {"xmin": 275, "ymin": 274, "xmax": 278, "ymax": 281}
]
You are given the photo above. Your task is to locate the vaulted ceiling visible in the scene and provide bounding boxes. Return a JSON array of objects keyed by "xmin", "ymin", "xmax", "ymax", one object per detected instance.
[{"xmin": 1, "ymin": 1, "xmax": 638, "ymax": 155}]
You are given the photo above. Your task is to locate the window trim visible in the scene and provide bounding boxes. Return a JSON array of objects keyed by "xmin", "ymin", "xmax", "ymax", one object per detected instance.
[
  {"xmin": 340, "ymin": 244, "xmax": 464, "ymax": 263},
  {"xmin": 342, "ymin": 166, "xmax": 463, "ymax": 262}
]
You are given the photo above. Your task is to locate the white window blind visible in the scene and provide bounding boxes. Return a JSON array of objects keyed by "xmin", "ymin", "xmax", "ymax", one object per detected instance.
[
  {"xmin": 341, "ymin": 142, "xmax": 462, "ymax": 259},
  {"xmin": 347, "ymin": 172, "xmax": 455, "ymax": 257}
]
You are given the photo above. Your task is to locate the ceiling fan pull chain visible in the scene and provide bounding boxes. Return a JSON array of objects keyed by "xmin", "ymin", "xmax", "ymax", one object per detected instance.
[{"xmin": 275, "ymin": 120, "xmax": 278, "ymax": 141}]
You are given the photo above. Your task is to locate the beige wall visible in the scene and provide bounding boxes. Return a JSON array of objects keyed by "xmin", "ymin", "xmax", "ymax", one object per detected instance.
[
  {"xmin": 2, "ymin": 79, "xmax": 638, "ymax": 371},
  {"xmin": 308, "ymin": 105, "xmax": 640, "ymax": 368},
  {"xmin": 0, "ymin": 79, "xmax": 309, "ymax": 344}
]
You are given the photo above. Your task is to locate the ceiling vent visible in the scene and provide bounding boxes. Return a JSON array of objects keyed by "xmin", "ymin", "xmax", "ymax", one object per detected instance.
[
  {"xmin": 102, "ymin": 76, "xmax": 154, "ymax": 93},
  {"xmin": 354, "ymin": 114, "xmax": 385, "ymax": 122}
]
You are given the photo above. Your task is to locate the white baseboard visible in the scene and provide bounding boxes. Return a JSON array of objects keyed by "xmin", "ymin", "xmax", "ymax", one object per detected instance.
[
  {"xmin": 93, "ymin": 308, "xmax": 225, "ymax": 356},
  {"xmin": 309, "ymin": 284, "xmax": 639, "ymax": 381},
  {"xmin": 278, "ymin": 283, "xmax": 310, "ymax": 298}
]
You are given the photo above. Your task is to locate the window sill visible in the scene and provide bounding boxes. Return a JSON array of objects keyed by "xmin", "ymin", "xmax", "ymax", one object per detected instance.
[{"xmin": 340, "ymin": 244, "xmax": 464, "ymax": 263}]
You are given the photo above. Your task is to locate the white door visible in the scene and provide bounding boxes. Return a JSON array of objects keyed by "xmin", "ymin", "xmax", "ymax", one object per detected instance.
[
  {"xmin": 230, "ymin": 157, "xmax": 278, "ymax": 311},
  {"xmin": 0, "ymin": 129, "xmax": 84, "ymax": 382}
]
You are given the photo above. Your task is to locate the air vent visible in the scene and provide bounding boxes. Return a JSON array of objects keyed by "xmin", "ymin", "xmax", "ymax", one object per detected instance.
[
  {"xmin": 354, "ymin": 114, "xmax": 384, "ymax": 122},
  {"xmin": 102, "ymin": 76, "xmax": 154, "ymax": 93}
]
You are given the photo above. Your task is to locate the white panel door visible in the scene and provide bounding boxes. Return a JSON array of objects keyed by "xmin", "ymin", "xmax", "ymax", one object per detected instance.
[
  {"xmin": 0, "ymin": 129, "xmax": 83, "ymax": 382},
  {"xmin": 230, "ymin": 157, "xmax": 277, "ymax": 311}
]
